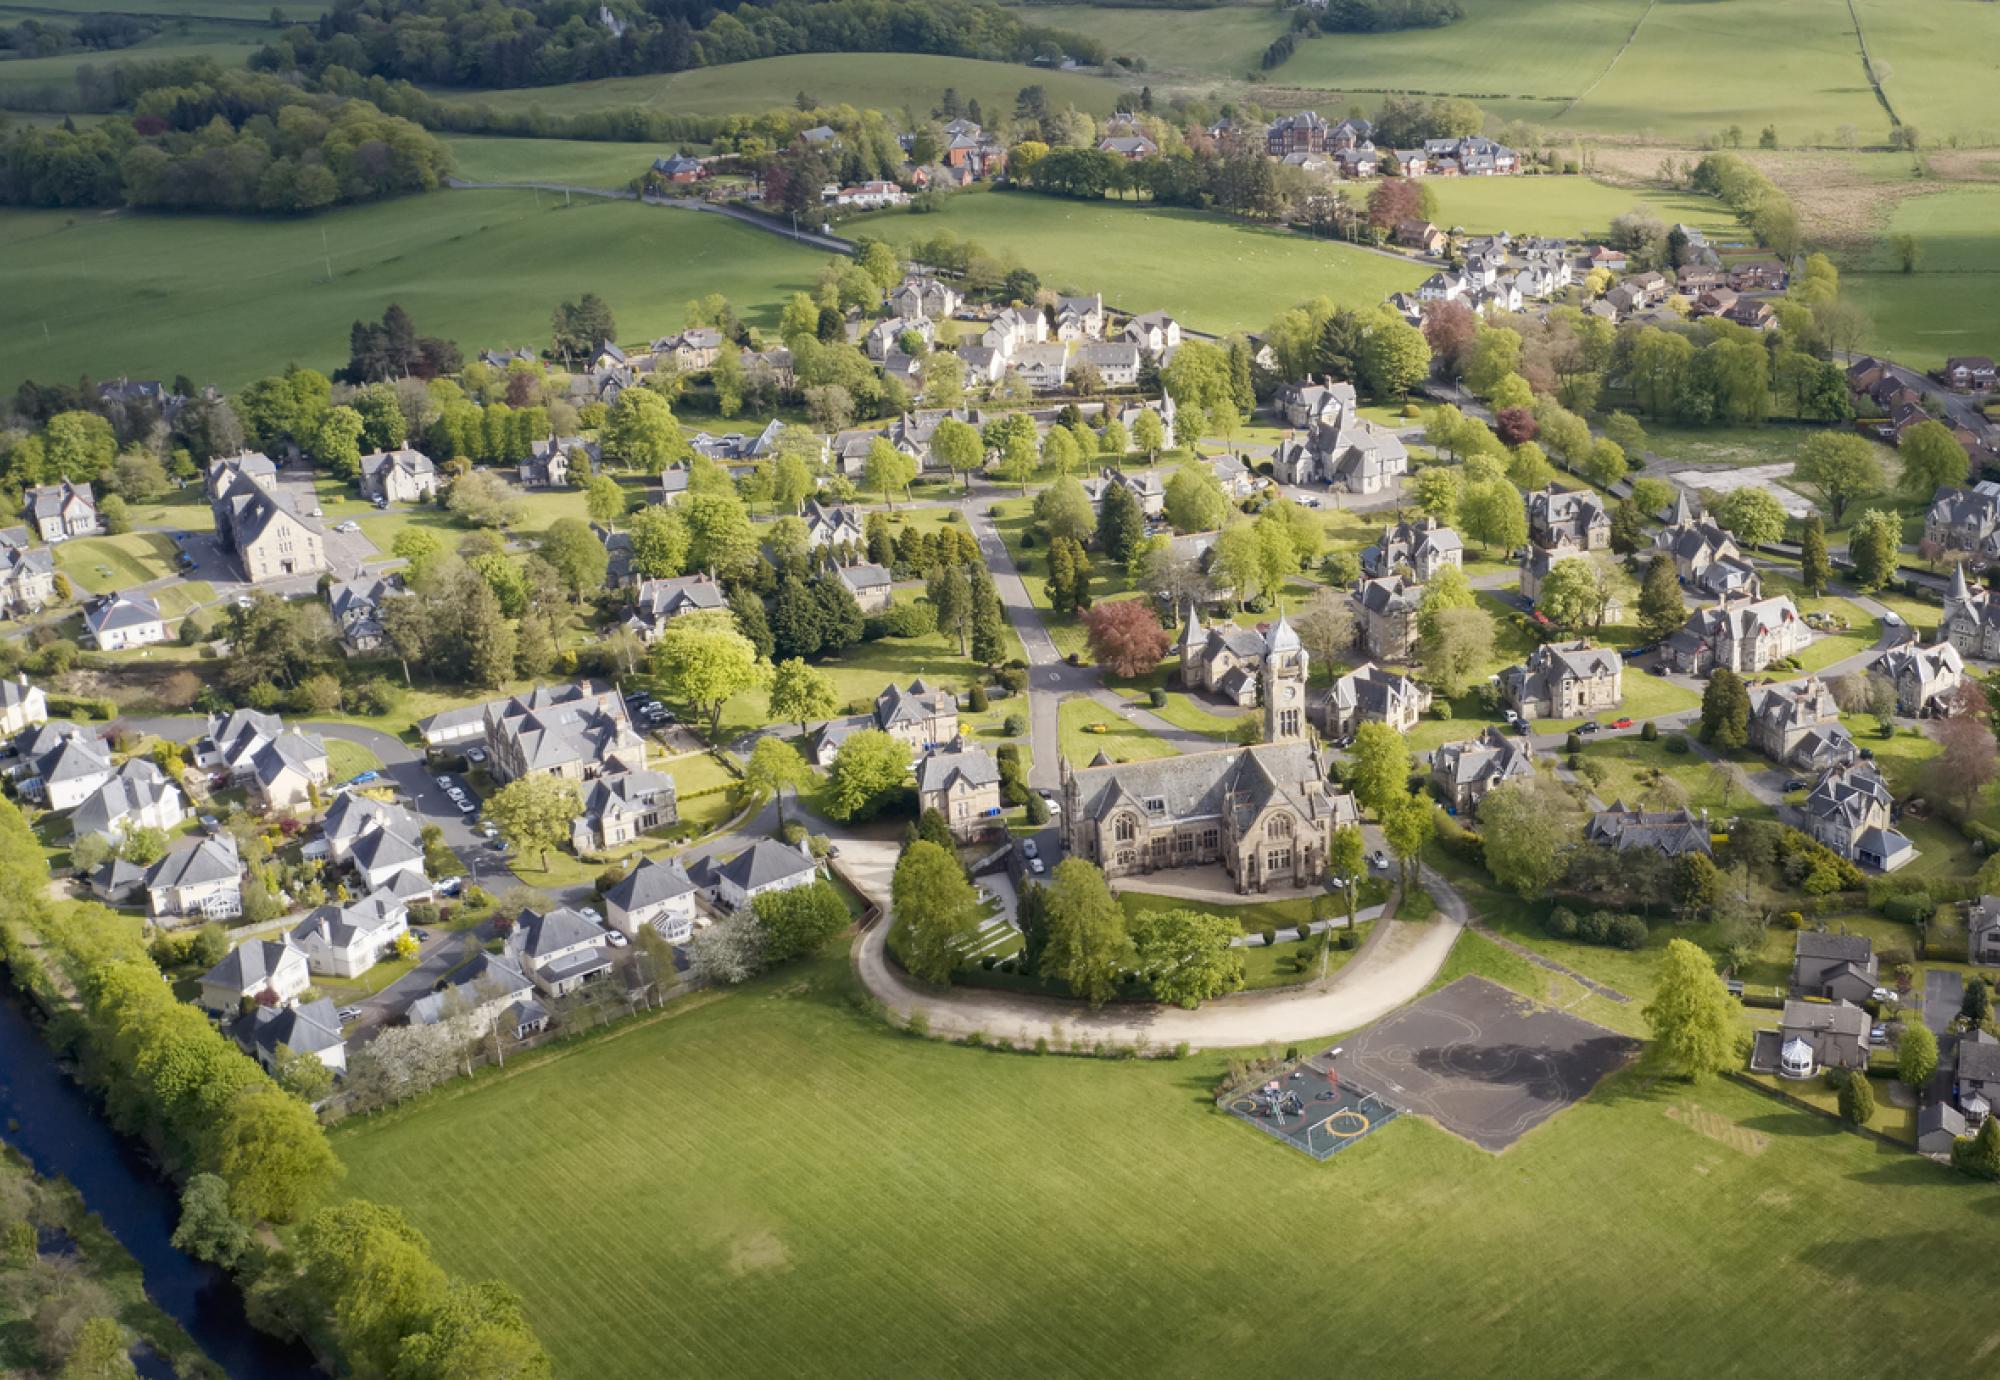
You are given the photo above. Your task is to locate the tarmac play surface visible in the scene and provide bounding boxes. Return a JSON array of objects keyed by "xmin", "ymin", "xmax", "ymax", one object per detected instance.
[{"xmin": 1336, "ymin": 976, "xmax": 1641, "ymax": 1152}]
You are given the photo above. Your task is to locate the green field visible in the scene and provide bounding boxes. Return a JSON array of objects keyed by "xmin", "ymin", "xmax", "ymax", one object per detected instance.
[
  {"xmin": 0, "ymin": 190, "xmax": 822, "ymax": 394},
  {"xmin": 441, "ymin": 136, "xmax": 667, "ymax": 188},
  {"xmin": 1422, "ymin": 177, "xmax": 1736, "ymax": 242},
  {"xmin": 430, "ymin": 51, "xmax": 1124, "ymax": 121},
  {"xmin": 331, "ymin": 943, "xmax": 2000, "ymax": 1379},
  {"xmin": 1058, "ymin": 696, "xmax": 1173, "ymax": 765},
  {"xmin": 854, "ymin": 190, "xmax": 1426, "ymax": 334},
  {"xmin": 1843, "ymin": 185, "xmax": 2000, "ymax": 369},
  {"xmin": 1854, "ymin": 0, "xmax": 2000, "ymax": 147},
  {"xmin": 1009, "ymin": 3, "xmax": 1286, "ymax": 80},
  {"xmin": 0, "ymin": 18, "xmax": 262, "ymax": 98},
  {"xmin": 50, "ymin": 531, "xmax": 177, "ymax": 593}
]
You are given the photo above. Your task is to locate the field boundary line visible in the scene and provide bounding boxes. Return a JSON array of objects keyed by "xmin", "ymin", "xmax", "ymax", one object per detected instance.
[
  {"xmin": 1558, "ymin": 0, "xmax": 1656, "ymax": 120},
  {"xmin": 1844, "ymin": 0, "xmax": 1901, "ymax": 128}
]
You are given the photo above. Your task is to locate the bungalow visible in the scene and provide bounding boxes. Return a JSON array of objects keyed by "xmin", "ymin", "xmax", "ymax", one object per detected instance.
[
  {"xmin": 1799, "ymin": 760, "xmax": 1917, "ymax": 872},
  {"xmin": 833, "ymin": 181, "xmax": 909, "ymax": 210},
  {"xmin": 1361, "ymin": 517, "xmax": 1463, "ymax": 582},
  {"xmin": 505, "ymin": 906, "xmax": 614, "ymax": 997},
  {"xmin": 1584, "ymin": 804, "xmax": 1712, "ymax": 857},
  {"xmin": 69, "ymin": 759, "xmax": 186, "ymax": 845},
  {"xmin": 1325, "ymin": 663, "xmax": 1431, "ymax": 739},
  {"xmin": 1498, "ymin": 641, "xmax": 1624, "ymax": 722},
  {"xmin": 1789, "ymin": 931, "xmax": 1879, "ymax": 1004},
  {"xmin": 1747, "ymin": 678, "xmax": 1853, "ymax": 770},
  {"xmin": 1750, "ymin": 1000, "xmax": 1870, "ymax": 1078},
  {"xmin": 624, "ymin": 574, "xmax": 727, "ymax": 641},
  {"xmin": 26, "ymin": 481, "xmax": 100, "ymax": 543},
  {"xmin": 83, "ymin": 592, "xmax": 168, "ymax": 651},
  {"xmin": 1877, "ymin": 639, "xmax": 1965, "ymax": 717},
  {"xmin": 837, "ymin": 562, "xmax": 894, "ymax": 614},
  {"xmin": 245, "ymin": 998, "xmax": 347, "ymax": 1079},
  {"xmin": 572, "ymin": 768, "xmax": 678, "ymax": 852},
  {"xmin": 289, "ymin": 897, "xmax": 409, "ymax": 979},
  {"xmin": 198, "ymin": 936, "xmax": 309, "ymax": 1014},
  {"xmin": 358, "ymin": 448, "xmax": 437, "ymax": 504},
  {"xmin": 603, "ymin": 856, "xmax": 700, "ymax": 943},
  {"xmin": 145, "ymin": 835, "xmax": 243, "ymax": 921},
  {"xmin": 1430, "ymin": 727, "xmax": 1536, "ymax": 815}
]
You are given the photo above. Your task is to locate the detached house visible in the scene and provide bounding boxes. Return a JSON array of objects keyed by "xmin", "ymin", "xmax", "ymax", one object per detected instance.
[
  {"xmin": 1325, "ymin": 663, "xmax": 1431, "ymax": 739},
  {"xmin": 1273, "ymin": 418, "xmax": 1408, "ymax": 493},
  {"xmin": 69, "ymin": 759, "xmax": 187, "ymax": 846},
  {"xmin": 1361, "ymin": 517, "xmax": 1463, "ymax": 582},
  {"xmin": 484, "ymin": 682, "xmax": 648, "ymax": 786},
  {"xmin": 809, "ymin": 679, "xmax": 958, "ymax": 765},
  {"xmin": 1878, "ymin": 640, "xmax": 1965, "ymax": 717},
  {"xmin": 572, "ymin": 768, "xmax": 678, "ymax": 852},
  {"xmin": 320, "ymin": 793, "xmax": 429, "ymax": 895},
  {"xmin": 1789, "ymin": 931, "xmax": 1879, "ymax": 1004},
  {"xmin": 26, "ymin": 481, "xmax": 100, "ymax": 542},
  {"xmin": 1655, "ymin": 492, "xmax": 1761, "ymax": 599},
  {"xmin": 1275, "ymin": 378, "xmax": 1355, "ymax": 429},
  {"xmin": 1943, "ymin": 563, "xmax": 2000, "ymax": 660},
  {"xmin": 1054, "ymin": 293, "xmax": 1106, "ymax": 341},
  {"xmin": 1965, "ymin": 894, "xmax": 2000, "ymax": 967},
  {"xmin": 1178, "ymin": 610, "xmax": 1275, "ymax": 706},
  {"xmin": 0, "ymin": 676, "xmax": 47, "ymax": 738},
  {"xmin": 1663, "ymin": 594, "xmax": 1809, "ymax": 675},
  {"xmin": 407, "ymin": 951, "xmax": 543, "ymax": 1039},
  {"xmin": 1747, "ymin": 678, "xmax": 1854, "ymax": 771},
  {"xmin": 521, "ymin": 436, "xmax": 594, "ymax": 489},
  {"xmin": 603, "ymin": 857, "xmax": 699, "ymax": 943},
  {"xmin": 803, "ymin": 501, "xmax": 866, "ymax": 550},
  {"xmin": 289, "ymin": 897, "xmax": 408, "ymax": 979},
  {"xmin": 1944, "ymin": 357, "xmax": 1998, "ymax": 391},
  {"xmin": 1497, "ymin": 641, "xmax": 1623, "ymax": 722},
  {"xmin": 245, "ymin": 999, "xmax": 347, "ymax": 1080},
  {"xmin": 1585, "ymin": 804, "xmax": 1711, "ymax": 858},
  {"xmin": 889, "ymin": 276, "xmax": 961, "ymax": 321},
  {"xmin": 916, "ymin": 744, "xmax": 1003, "ymax": 839},
  {"xmin": 698, "ymin": 839, "xmax": 820, "ymax": 912},
  {"xmin": 505, "ymin": 906, "xmax": 613, "ymax": 998},
  {"xmin": 0, "ymin": 539, "xmax": 58, "ymax": 617},
  {"xmin": 1800, "ymin": 761, "xmax": 1916, "ymax": 872},
  {"xmin": 208, "ymin": 453, "xmax": 329, "ymax": 583},
  {"xmin": 198, "ymin": 936, "xmax": 309, "ymax": 1014},
  {"xmin": 1430, "ymin": 727, "xmax": 1536, "ymax": 815},
  {"xmin": 202, "ymin": 709, "xmax": 329, "ymax": 812},
  {"xmin": 147, "ymin": 835, "xmax": 244, "ymax": 921},
  {"xmin": 83, "ymin": 592, "xmax": 168, "ymax": 651},
  {"xmin": 1354, "ymin": 574, "xmax": 1424, "ymax": 661},
  {"xmin": 1527, "ymin": 484, "xmax": 1611, "ymax": 551},
  {"xmin": 1121, "ymin": 311, "xmax": 1182, "ymax": 355},
  {"xmin": 15, "ymin": 724, "xmax": 114, "ymax": 811},
  {"xmin": 1924, "ymin": 484, "xmax": 2000, "ymax": 561},
  {"xmin": 836, "ymin": 563, "xmax": 894, "ymax": 614},
  {"xmin": 1751, "ymin": 1000, "xmax": 1870, "ymax": 1079},
  {"xmin": 624, "ymin": 574, "xmax": 726, "ymax": 641},
  {"xmin": 1081, "ymin": 467, "xmax": 1166, "ymax": 519},
  {"xmin": 358, "ymin": 448, "xmax": 438, "ymax": 505},
  {"xmin": 327, "ymin": 575, "xmax": 401, "ymax": 656}
]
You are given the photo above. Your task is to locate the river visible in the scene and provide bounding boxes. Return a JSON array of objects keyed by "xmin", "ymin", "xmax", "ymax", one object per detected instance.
[{"xmin": 0, "ymin": 988, "xmax": 321, "ymax": 1380}]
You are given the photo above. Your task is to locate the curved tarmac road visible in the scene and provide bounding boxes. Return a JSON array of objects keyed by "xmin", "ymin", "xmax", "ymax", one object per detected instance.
[{"xmin": 845, "ymin": 838, "xmax": 1468, "ymax": 1050}]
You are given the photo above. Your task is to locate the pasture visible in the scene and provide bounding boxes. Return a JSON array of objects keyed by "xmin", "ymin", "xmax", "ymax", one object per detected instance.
[
  {"xmin": 852, "ymin": 190, "xmax": 1427, "ymax": 333},
  {"xmin": 1842, "ymin": 185, "xmax": 2000, "ymax": 369},
  {"xmin": 0, "ymin": 19, "xmax": 262, "ymax": 100},
  {"xmin": 1853, "ymin": 0, "xmax": 2000, "ymax": 148},
  {"xmin": 441, "ymin": 136, "xmax": 665, "ymax": 188},
  {"xmin": 1009, "ymin": 2, "xmax": 1287, "ymax": 81},
  {"xmin": 428, "ymin": 51, "xmax": 1125, "ymax": 120},
  {"xmin": 331, "ymin": 943, "xmax": 2000, "ymax": 1380},
  {"xmin": 0, "ymin": 191, "xmax": 823, "ymax": 394},
  {"xmin": 1421, "ymin": 176, "xmax": 1735, "ymax": 241}
]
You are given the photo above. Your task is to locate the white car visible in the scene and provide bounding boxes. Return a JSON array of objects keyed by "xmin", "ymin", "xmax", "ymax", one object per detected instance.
[
  {"xmin": 455, "ymin": 798, "xmax": 477, "ymax": 814},
  {"xmin": 1028, "ymin": 857, "xmax": 1045, "ymax": 875},
  {"xmin": 606, "ymin": 930, "xmax": 629, "ymax": 948},
  {"xmin": 1020, "ymin": 839, "xmax": 1039, "ymax": 860},
  {"xmin": 435, "ymin": 774, "xmax": 453, "ymax": 789},
  {"xmin": 479, "ymin": 823, "xmax": 499, "ymax": 839},
  {"xmin": 335, "ymin": 520, "xmax": 361, "ymax": 534},
  {"xmin": 337, "ymin": 1006, "xmax": 362, "ymax": 1023},
  {"xmin": 581, "ymin": 906, "xmax": 604, "ymax": 926}
]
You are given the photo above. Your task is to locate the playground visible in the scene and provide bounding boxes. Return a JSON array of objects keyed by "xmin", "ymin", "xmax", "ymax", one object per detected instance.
[
  {"xmin": 1338, "ymin": 977, "xmax": 1641, "ymax": 1153},
  {"xmin": 1221, "ymin": 1053, "xmax": 1400, "ymax": 1161}
]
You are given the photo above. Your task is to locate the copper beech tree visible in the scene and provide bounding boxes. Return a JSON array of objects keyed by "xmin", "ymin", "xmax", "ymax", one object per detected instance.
[{"xmin": 1083, "ymin": 600, "xmax": 1171, "ymax": 678}]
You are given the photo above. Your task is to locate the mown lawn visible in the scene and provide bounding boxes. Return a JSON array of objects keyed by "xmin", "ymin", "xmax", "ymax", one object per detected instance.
[
  {"xmin": 1577, "ymin": 735, "xmax": 1774, "ymax": 820},
  {"xmin": 50, "ymin": 532, "xmax": 178, "ymax": 594},
  {"xmin": 331, "ymin": 943, "xmax": 2000, "ymax": 1379},
  {"xmin": 1058, "ymin": 698, "xmax": 1172, "ymax": 766},
  {"xmin": 326, "ymin": 738, "xmax": 384, "ymax": 782}
]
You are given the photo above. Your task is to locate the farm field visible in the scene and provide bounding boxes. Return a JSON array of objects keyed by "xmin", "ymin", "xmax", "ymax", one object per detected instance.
[
  {"xmin": 852, "ymin": 190, "xmax": 1427, "ymax": 334},
  {"xmin": 331, "ymin": 943, "xmax": 2000, "ymax": 1380},
  {"xmin": 0, "ymin": 191, "xmax": 822, "ymax": 395},
  {"xmin": 440, "ymin": 136, "xmax": 665, "ymax": 187},
  {"xmin": 1271, "ymin": 0, "xmax": 1644, "ymax": 103},
  {"xmin": 0, "ymin": 0, "xmax": 317, "ymax": 18},
  {"xmin": 1852, "ymin": 0, "xmax": 2000, "ymax": 148},
  {"xmin": 1421, "ymin": 177, "xmax": 1736, "ymax": 242},
  {"xmin": 0, "ymin": 19, "xmax": 262, "ymax": 99},
  {"xmin": 428, "ymin": 52, "xmax": 1124, "ymax": 120},
  {"xmin": 1842, "ymin": 185, "xmax": 2000, "ymax": 370},
  {"xmin": 1560, "ymin": 0, "xmax": 1883, "ymax": 141},
  {"xmin": 1007, "ymin": 2, "xmax": 1285, "ymax": 81}
]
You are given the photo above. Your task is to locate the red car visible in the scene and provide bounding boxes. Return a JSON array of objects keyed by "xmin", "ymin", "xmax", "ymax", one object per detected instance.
[{"xmin": 1610, "ymin": 717, "xmax": 1634, "ymax": 729}]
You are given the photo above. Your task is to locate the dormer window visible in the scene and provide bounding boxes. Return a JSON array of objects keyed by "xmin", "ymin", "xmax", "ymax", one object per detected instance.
[{"xmin": 1144, "ymin": 796, "xmax": 1166, "ymax": 817}]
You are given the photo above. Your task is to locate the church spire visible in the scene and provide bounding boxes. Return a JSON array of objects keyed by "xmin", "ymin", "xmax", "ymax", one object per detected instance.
[{"xmin": 1951, "ymin": 561, "xmax": 1973, "ymax": 604}]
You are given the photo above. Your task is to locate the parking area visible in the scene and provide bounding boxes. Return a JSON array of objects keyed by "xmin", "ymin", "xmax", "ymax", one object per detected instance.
[
  {"xmin": 1337, "ymin": 977, "xmax": 1641, "ymax": 1153},
  {"xmin": 1925, "ymin": 968, "xmax": 1965, "ymax": 1035}
]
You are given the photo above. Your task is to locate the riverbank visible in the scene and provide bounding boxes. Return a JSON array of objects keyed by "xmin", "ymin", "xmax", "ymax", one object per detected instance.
[{"xmin": 0, "ymin": 1142, "xmax": 214, "ymax": 1379}]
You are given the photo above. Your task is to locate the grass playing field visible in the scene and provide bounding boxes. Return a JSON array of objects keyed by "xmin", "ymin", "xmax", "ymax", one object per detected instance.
[
  {"xmin": 0, "ymin": 190, "xmax": 823, "ymax": 395},
  {"xmin": 427, "ymin": 51, "xmax": 1125, "ymax": 121},
  {"xmin": 852, "ymin": 189, "xmax": 1427, "ymax": 334},
  {"xmin": 329, "ymin": 941, "xmax": 2000, "ymax": 1379}
]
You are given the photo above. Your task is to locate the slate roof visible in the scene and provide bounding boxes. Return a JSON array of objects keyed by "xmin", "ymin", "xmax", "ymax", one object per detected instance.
[
  {"xmin": 1431, "ymin": 727, "xmax": 1536, "ymax": 796},
  {"xmin": 716, "ymin": 839, "xmax": 818, "ymax": 892},
  {"xmin": 247, "ymin": 997, "xmax": 344, "ymax": 1061},
  {"xmin": 146, "ymin": 834, "xmax": 240, "ymax": 893},
  {"xmin": 409, "ymin": 951, "xmax": 534, "ymax": 1025},
  {"xmin": 1328, "ymin": 663, "xmax": 1428, "ymax": 722},
  {"xmin": 631, "ymin": 574, "xmax": 725, "ymax": 623},
  {"xmin": 876, "ymin": 678, "xmax": 953, "ymax": 728},
  {"xmin": 1066, "ymin": 742, "xmax": 1355, "ymax": 835},
  {"xmin": 1355, "ymin": 574, "xmax": 1423, "ymax": 615},
  {"xmin": 69, "ymin": 759, "xmax": 179, "ymax": 841},
  {"xmin": 85, "ymin": 592, "xmax": 162, "ymax": 638},
  {"xmin": 1362, "ymin": 517, "xmax": 1462, "ymax": 576},
  {"xmin": 201, "ymin": 935, "xmax": 298, "ymax": 993},
  {"xmin": 916, "ymin": 746, "xmax": 1000, "ymax": 794},
  {"xmin": 1794, "ymin": 931, "xmax": 1874, "ymax": 965},
  {"xmin": 1959, "ymin": 1030, "xmax": 2000, "ymax": 1083},
  {"xmin": 1586, "ymin": 803, "xmax": 1712, "ymax": 856},
  {"xmin": 322, "ymin": 792, "xmax": 423, "ymax": 854},
  {"xmin": 603, "ymin": 856, "xmax": 697, "ymax": 914},
  {"xmin": 837, "ymin": 562, "xmax": 893, "ymax": 594}
]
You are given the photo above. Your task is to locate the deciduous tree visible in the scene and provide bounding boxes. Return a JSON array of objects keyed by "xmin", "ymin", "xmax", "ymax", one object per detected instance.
[
  {"xmin": 650, "ymin": 609, "xmax": 768, "ymax": 738},
  {"xmin": 1130, "ymin": 906, "xmax": 1243, "ymax": 1008},
  {"xmin": 1794, "ymin": 431, "xmax": 1883, "ymax": 524},
  {"xmin": 1643, "ymin": 937, "xmax": 1741, "ymax": 1078},
  {"xmin": 1349, "ymin": 722, "xmax": 1411, "ymax": 817},
  {"xmin": 891, "ymin": 840, "xmax": 981, "ymax": 984},
  {"xmin": 1083, "ymin": 600, "xmax": 1171, "ymax": 677},
  {"xmin": 484, "ymin": 773, "xmax": 580, "ymax": 872},
  {"xmin": 1419, "ymin": 604, "xmax": 1494, "ymax": 698},
  {"xmin": 1478, "ymin": 777, "xmax": 1577, "ymax": 897},
  {"xmin": 1898, "ymin": 420, "xmax": 1969, "ymax": 496},
  {"xmin": 824, "ymin": 728, "xmax": 911, "ymax": 822},
  {"xmin": 1042, "ymin": 858, "xmax": 1130, "ymax": 1007}
]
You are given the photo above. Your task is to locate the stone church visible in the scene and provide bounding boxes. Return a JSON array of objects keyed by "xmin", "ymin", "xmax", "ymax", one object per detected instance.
[{"xmin": 1060, "ymin": 616, "xmax": 1359, "ymax": 892}]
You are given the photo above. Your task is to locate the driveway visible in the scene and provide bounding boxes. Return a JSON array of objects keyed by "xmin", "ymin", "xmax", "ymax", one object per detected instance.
[
  {"xmin": 348, "ymin": 925, "xmax": 479, "ymax": 1040},
  {"xmin": 1923, "ymin": 968, "xmax": 1964, "ymax": 1035}
]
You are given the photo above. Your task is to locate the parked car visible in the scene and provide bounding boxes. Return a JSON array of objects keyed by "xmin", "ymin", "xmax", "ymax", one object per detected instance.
[
  {"xmin": 1609, "ymin": 718, "xmax": 1633, "ymax": 730},
  {"xmin": 465, "ymin": 748, "xmax": 487, "ymax": 765},
  {"xmin": 410, "ymin": 929, "xmax": 428, "ymax": 942},
  {"xmin": 337, "ymin": 1006, "xmax": 361, "ymax": 1023},
  {"xmin": 436, "ymin": 876, "xmax": 463, "ymax": 896},
  {"xmin": 479, "ymin": 823, "xmax": 499, "ymax": 839},
  {"xmin": 1028, "ymin": 857, "xmax": 1045, "ymax": 875},
  {"xmin": 605, "ymin": 930, "xmax": 629, "ymax": 948},
  {"xmin": 1577, "ymin": 722, "xmax": 1601, "ymax": 735},
  {"xmin": 335, "ymin": 520, "xmax": 360, "ymax": 534},
  {"xmin": 1783, "ymin": 779, "xmax": 1807, "ymax": 792},
  {"xmin": 581, "ymin": 906, "xmax": 603, "ymax": 926},
  {"xmin": 456, "ymin": 798, "xmax": 477, "ymax": 814},
  {"xmin": 434, "ymin": 774, "xmax": 453, "ymax": 789},
  {"xmin": 1020, "ymin": 839, "xmax": 1039, "ymax": 860},
  {"xmin": 348, "ymin": 770, "xmax": 380, "ymax": 785},
  {"xmin": 1370, "ymin": 850, "xmax": 1389, "ymax": 869}
]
